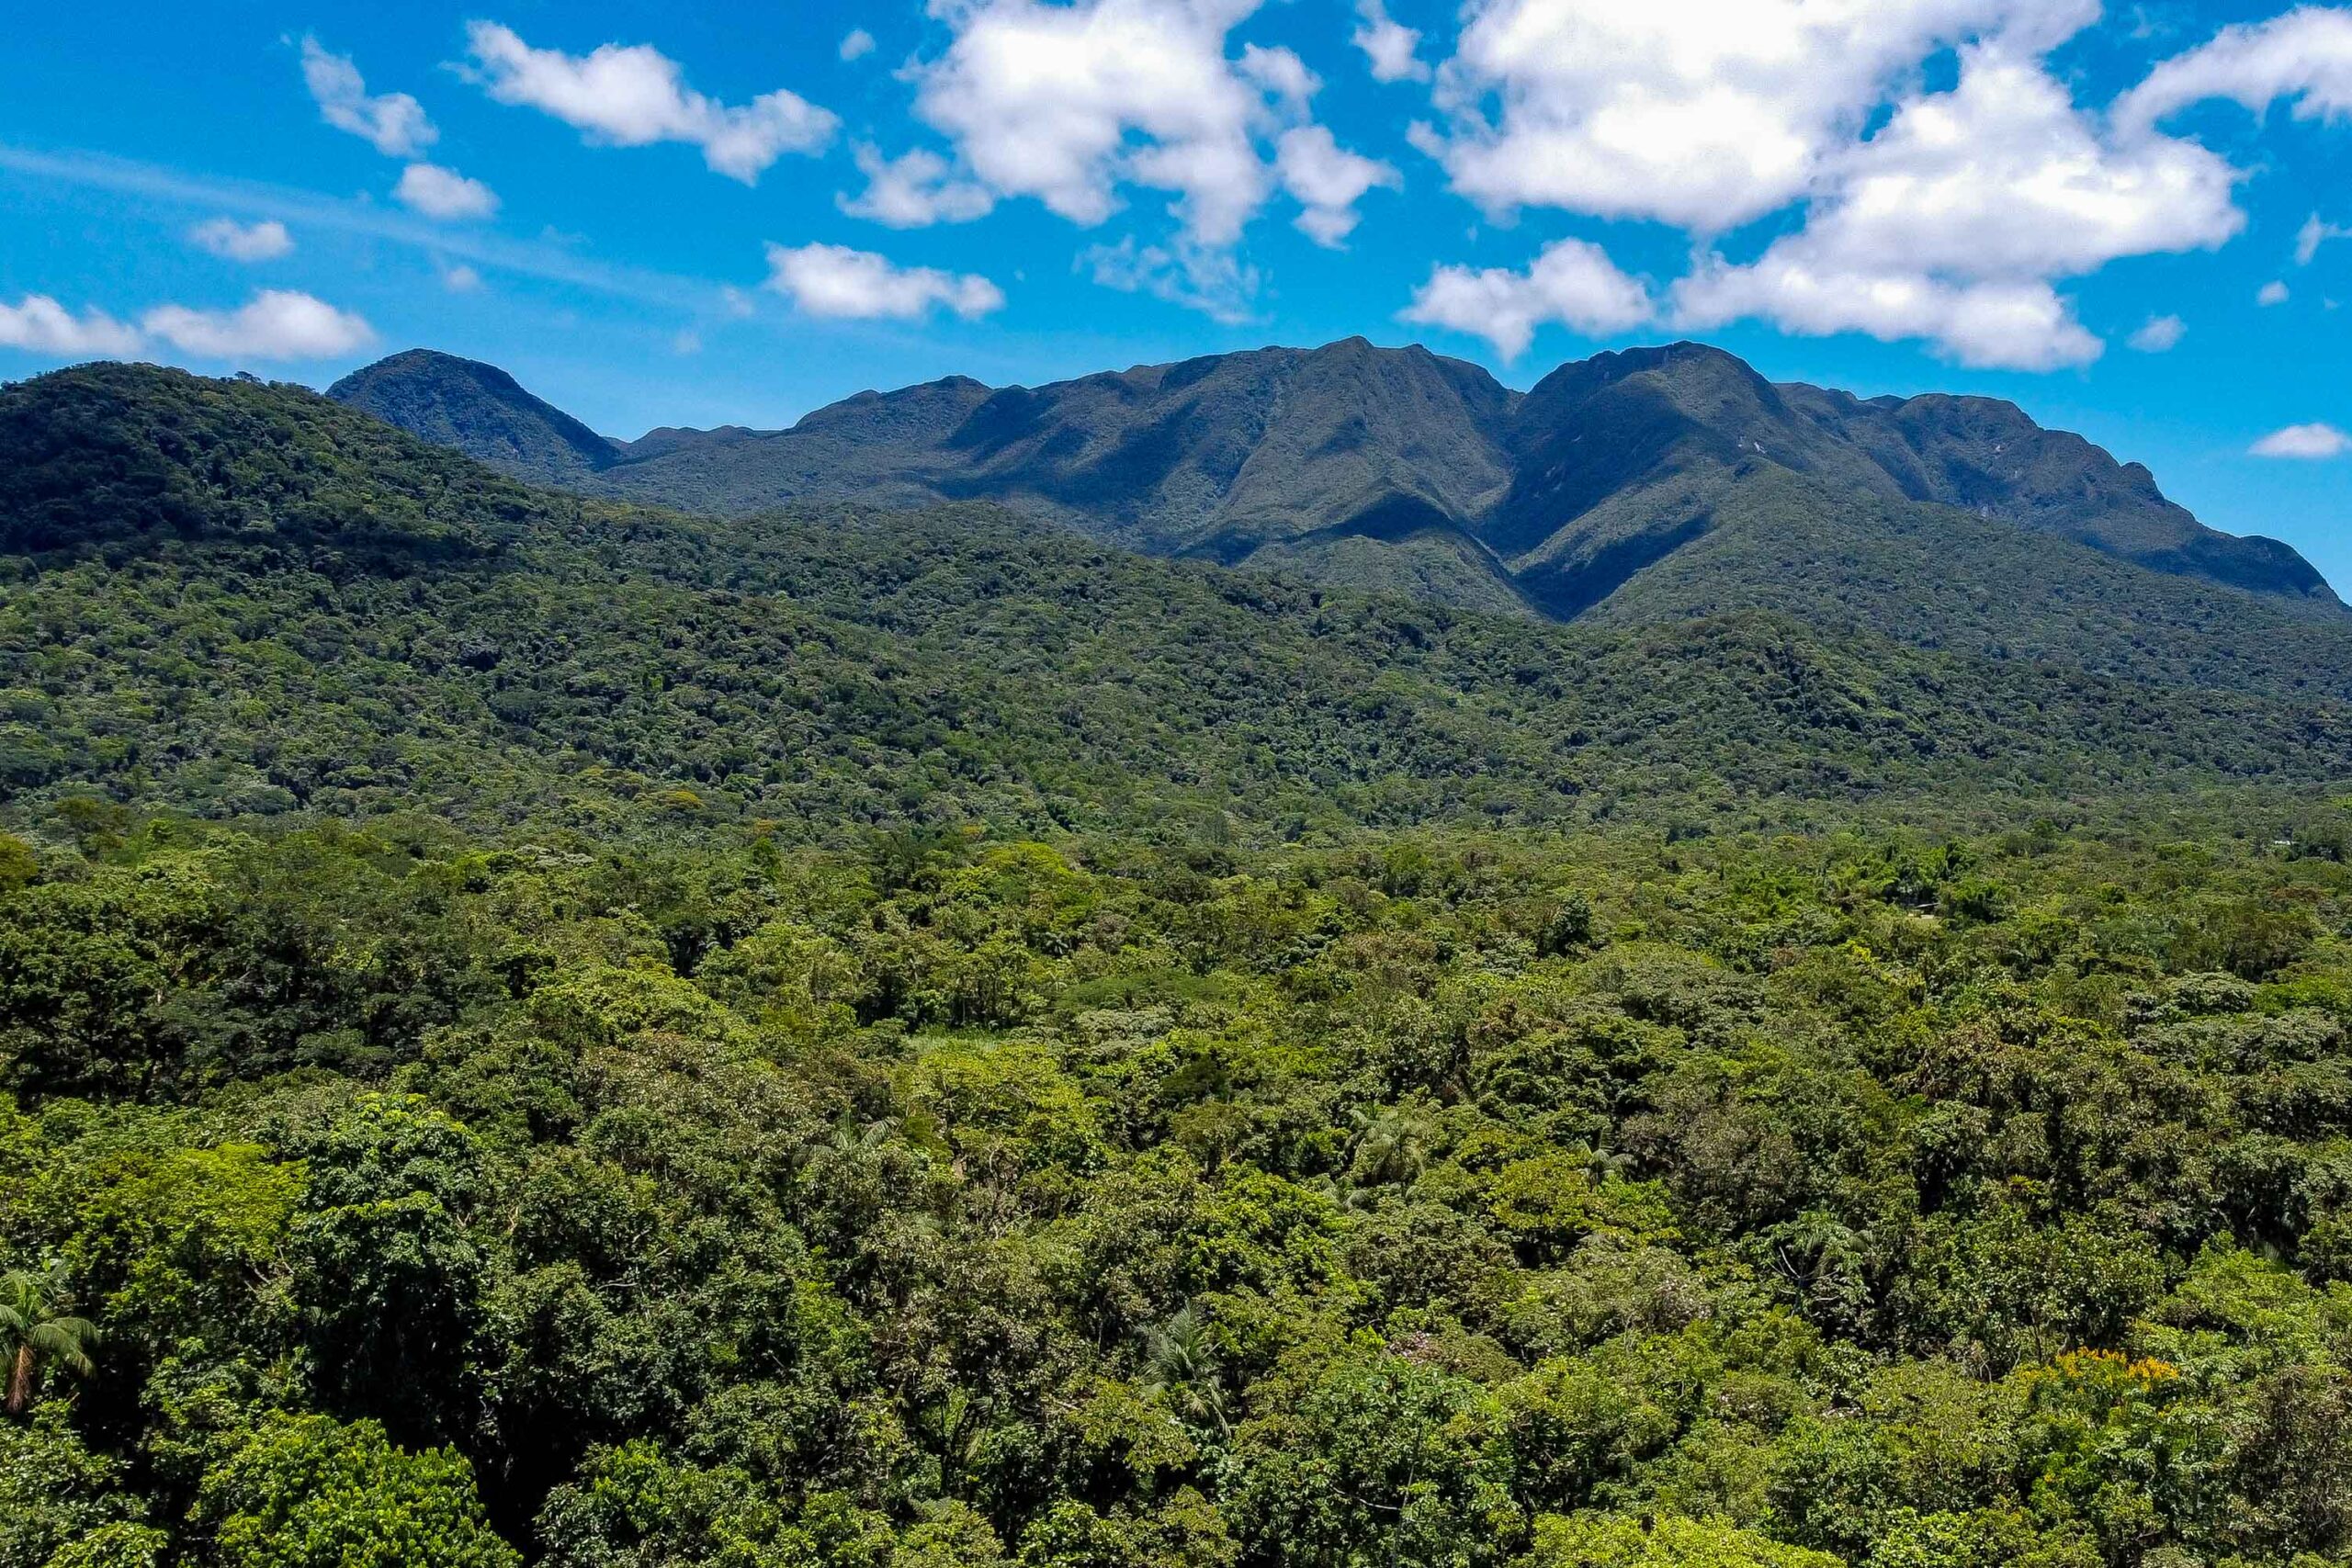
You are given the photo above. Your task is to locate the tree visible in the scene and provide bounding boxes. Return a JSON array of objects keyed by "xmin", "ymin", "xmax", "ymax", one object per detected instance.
[
  {"xmin": 191, "ymin": 1413, "xmax": 518, "ymax": 1568},
  {"xmin": 1140, "ymin": 1305, "xmax": 1229, "ymax": 1438},
  {"xmin": 1, "ymin": 1262, "xmax": 97, "ymax": 1416},
  {"xmin": 1517, "ymin": 1514, "xmax": 1839, "ymax": 1568}
]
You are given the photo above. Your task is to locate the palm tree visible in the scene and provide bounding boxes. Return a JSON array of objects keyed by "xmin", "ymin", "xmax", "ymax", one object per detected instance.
[
  {"xmin": 2, "ymin": 1263, "xmax": 98, "ymax": 1416},
  {"xmin": 1347, "ymin": 1101, "xmax": 1438, "ymax": 1190},
  {"xmin": 1140, "ymin": 1303, "xmax": 1229, "ymax": 1438}
]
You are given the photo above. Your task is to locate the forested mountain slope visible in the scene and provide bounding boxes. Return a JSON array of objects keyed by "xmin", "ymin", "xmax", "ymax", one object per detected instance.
[
  {"xmin": 8, "ymin": 362, "xmax": 2350, "ymax": 839},
  {"xmin": 10, "ymin": 364, "xmax": 2352, "ymax": 1568},
  {"xmin": 326, "ymin": 349, "xmax": 627, "ymax": 488},
  {"xmin": 332, "ymin": 341, "xmax": 2338, "ymax": 630}
]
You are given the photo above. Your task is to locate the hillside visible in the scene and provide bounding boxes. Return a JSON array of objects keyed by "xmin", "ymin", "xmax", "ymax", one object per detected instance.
[
  {"xmin": 331, "ymin": 342, "xmax": 2339, "ymax": 636},
  {"xmin": 326, "ymin": 349, "xmax": 625, "ymax": 487},
  {"xmin": 13, "ymin": 365, "xmax": 2352, "ymax": 1568},
  {"xmin": 9, "ymin": 362, "xmax": 2350, "ymax": 840}
]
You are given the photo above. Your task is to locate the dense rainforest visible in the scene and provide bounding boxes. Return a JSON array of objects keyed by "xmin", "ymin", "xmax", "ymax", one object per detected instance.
[{"xmin": 6, "ymin": 362, "xmax": 2352, "ymax": 1568}]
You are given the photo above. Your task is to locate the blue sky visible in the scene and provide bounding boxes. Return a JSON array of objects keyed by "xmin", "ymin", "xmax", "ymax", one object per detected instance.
[{"xmin": 4, "ymin": 2, "xmax": 2350, "ymax": 586}]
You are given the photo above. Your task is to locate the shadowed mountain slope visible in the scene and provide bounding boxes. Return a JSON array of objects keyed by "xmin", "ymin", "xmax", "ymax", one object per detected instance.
[
  {"xmin": 11, "ymin": 361, "xmax": 2351, "ymax": 837},
  {"xmin": 326, "ymin": 348, "xmax": 625, "ymax": 487},
  {"xmin": 334, "ymin": 339, "xmax": 2337, "ymax": 633}
]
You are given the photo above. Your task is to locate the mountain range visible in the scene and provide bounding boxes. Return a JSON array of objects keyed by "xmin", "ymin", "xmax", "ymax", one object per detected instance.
[
  {"xmin": 328, "ymin": 338, "xmax": 2338, "ymax": 631},
  {"xmin": 8, "ymin": 357, "xmax": 2351, "ymax": 840}
]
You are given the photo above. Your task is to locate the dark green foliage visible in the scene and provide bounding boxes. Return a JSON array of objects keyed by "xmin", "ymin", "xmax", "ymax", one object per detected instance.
[
  {"xmin": 334, "ymin": 338, "xmax": 2337, "ymax": 616},
  {"xmin": 326, "ymin": 352, "xmax": 623, "ymax": 489},
  {"xmin": 6, "ymin": 364, "xmax": 2352, "ymax": 845}
]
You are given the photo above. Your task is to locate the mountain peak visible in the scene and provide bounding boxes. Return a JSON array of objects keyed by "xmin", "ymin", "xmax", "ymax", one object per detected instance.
[
  {"xmin": 327, "ymin": 349, "xmax": 622, "ymax": 487},
  {"xmin": 333, "ymin": 339, "xmax": 2339, "ymax": 619}
]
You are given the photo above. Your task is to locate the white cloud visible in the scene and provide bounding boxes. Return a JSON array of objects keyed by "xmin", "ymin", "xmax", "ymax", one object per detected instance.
[
  {"xmin": 1399, "ymin": 237, "xmax": 1651, "ymax": 359},
  {"xmin": 1237, "ymin": 43, "xmax": 1318, "ymax": 109},
  {"xmin": 840, "ymin": 145, "xmax": 996, "ymax": 228},
  {"xmin": 1662, "ymin": 38, "xmax": 2233, "ymax": 370},
  {"xmin": 0, "ymin": 295, "xmax": 144, "ymax": 357},
  {"xmin": 1080, "ymin": 235, "xmax": 1260, "ymax": 322},
  {"xmin": 763, "ymin": 242, "xmax": 1004, "ymax": 321},
  {"xmin": 441, "ymin": 263, "xmax": 484, "ymax": 292},
  {"xmin": 464, "ymin": 22, "xmax": 838, "ymax": 183},
  {"xmin": 2299, "ymin": 212, "xmax": 2352, "ymax": 265},
  {"xmin": 1275, "ymin": 126, "xmax": 1398, "ymax": 247},
  {"xmin": 141, "ymin": 289, "xmax": 375, "ymax": 360},
  {"xmin": 301, "ymin": 37, "xmax": 436, "ymax": 158},
  {"xmin": 840, "ymin": 28, "xmax": 876, "ymax": 62},
  {"xmin": 1674, "ymin": 256, "xmax": 2103, "ymax": 371},
  {"xmin": 1784, "ymin": 47, "xmax": 2240, "ymax": 281},
  {"xmin": 189, "ymin": 217, "xmax": 293, "ymax": 262},
  {"xmin": 395, "ymin": 164, "xmax": 501, "ymax": 220},
  {"xmin": 907, "ymin": 0, "xmax": 1315, "ymax": 248},
  {"xmin": 673, "ymin": 329, "xmax": 703, "ymax": 355},
  {"xmin": 2250, "ymin": 422, "xmax": 2351, "ymax": 458},
  {"xmin": 2260, "ymin": 279, "xmax": 2291, "ymax": 304},
  {"xmin": 2115, "ymin": 6, "xmax": 2352, "ymax": 133},
  {"xmin": 1351, "ymin": 0, "xmax": 1428, "ymax": 83},
  {"xmin": 2128, "ymin": 313, "xmax": 2186, "ymax": 351},
  {"xmin": 1420, "ymin": 0, "xmax": 2098, "ymax": 230}
]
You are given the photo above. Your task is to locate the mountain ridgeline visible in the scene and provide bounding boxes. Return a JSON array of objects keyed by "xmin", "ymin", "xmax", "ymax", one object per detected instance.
[
  {"xmin": 329, "ymin": 339, "xmax": 2337, "ymax": 628},
  {"xmin": 3, "ymin": 357, "xmax": 2349, "ymax": 839}
]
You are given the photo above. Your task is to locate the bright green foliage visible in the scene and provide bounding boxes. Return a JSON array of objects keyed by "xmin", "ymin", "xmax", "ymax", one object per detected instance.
[
  {"xmin": 5, "ymin": 827, "xmax": 2352, "ymax": 1561},
  {"xmin": 1519, "ymin": 1514, "xmax": 1842, "ymax": 1568},
  {"xmin": 190, "ymin": 1413, "xmax": 516, "ymax": 1568},
  {"xmin": 4, "ymin": 824, "xmax": 2352, "ymax": 1565},
  {"xmin": 0, "ymin": 1405, "xmax": 155, "ymax": 1568}
]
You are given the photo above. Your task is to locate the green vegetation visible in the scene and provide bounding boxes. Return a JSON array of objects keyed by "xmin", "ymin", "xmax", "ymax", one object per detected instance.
[
  {"xmin": 6, "ymin": 364, "xmax": 2350, "ymax": 843},
  {"xmin": 328, "ymin": 340, "xmax": 2337, "ymax": 615},
  {"xmin": 9, "ymin": 818, "xmax": 2352, "ymax": 1567},
  {"xmin": 9, "ymin": 359, "xmax": 2352, "ymax": 1568}
]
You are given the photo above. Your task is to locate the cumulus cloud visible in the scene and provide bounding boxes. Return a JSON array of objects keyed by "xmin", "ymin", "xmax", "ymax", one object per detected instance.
[
  {"xmin": 189, "ymin": 218, "xmax": 293, "ymax": 262},
  {"xmin": 0, "ymin": 295, "xmax": 144, "ymax": 357},
  {"xmin": 141, "ymin": 289, "xmax": 375, "ymax": 360},
  {"xmin": 840, "ymin": 146, "xmax": 996, "ymax": 228},
  {"xmin": 301, "ymin": 37, "xmax": 436, "ymax": 158},
  {"xmin": 1080, "ymin": 235, "xmax": 1261, "ymax": 323},
  {"xmin": 1351, "ymin": 0, "xmax": 1428, "ymax": 83},
  {"xmin": 2250, "ymin": 422, "xmax": 2351, "ymax": 458},
  {"xmin": 465, "ymin": 22, "xmax": 838, "ymax": 183},
  {"xmin": 1676, "ymin": 255, "xmax": 2101, "ymax": 371},
  {"xmin": 2115, "ymin": 6, "xmax": 2352, "ymax": 133},
  {"xmin": 1399, "ymin": 238, "xmax": 1652, "ymax": 359},
  {"xmin": 1659, "ymin": 35, "xmax": 2235, "ymax": 370},
  {"xmin": 395, "ymin": 164, "xmax": 501, "ymax": 220},
  {"xmin": 908, "ymin": 0, "xmax": 1320, "ymax": 249},
  {"xmin": 763, "ymin": 242, "xmax": 1004, "ymax": 321},
  {"xmin": 2128, "ymin": 313, "xmax": 2186, "ymax": 352},
  {"xmin": 1275, "ymin": 126, "xmax": 1399, "ymax": 247},
  {"xmin": 2259, "ymin": 279, "xmax": 2290, "ymax": 304},
  {"xmin": 840, "ymin": 28, "xmax": 876, "ymax": 62},
  {"xmin": 2300, "ymin": 213, "xmax": 2352, "ymax": 265},
  {"xmin": 441, "ymin": 263, "xmax": 485, "ymax": 293},
  {"xmin": 1421, "ymin": 0, "xmax": 2098, "ymax": 231},
  {"xmin": 1787, "ymin": 48, "xmax": 2238, "ymax": 280}
]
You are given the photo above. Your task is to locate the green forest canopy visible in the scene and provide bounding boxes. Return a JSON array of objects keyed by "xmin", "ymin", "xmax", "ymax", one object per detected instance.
[{"xmin": 6, "ymin": 364, "xmax": 2352, "ymax": 1568}]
